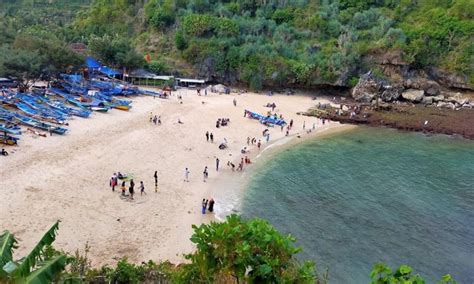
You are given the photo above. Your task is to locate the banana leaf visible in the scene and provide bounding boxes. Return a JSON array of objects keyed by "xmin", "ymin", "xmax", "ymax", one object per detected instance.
[
  {"xmin": 0, "ymin": 230, "xmax": 17, "ymax": 269},
  {"xmin": 24, "ymin": 255, "xmax": 68, "ymax": 284},
  {"xmin": 13, "ymin": 221, "xmax": 60, "ymax": 277}
]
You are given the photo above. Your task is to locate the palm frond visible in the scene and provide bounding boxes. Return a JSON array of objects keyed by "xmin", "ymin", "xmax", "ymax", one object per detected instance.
[
  {"xmin": 0, "ymin": 230, "xmax": 17, "ymax": 268},
  {"xmin": 14, "ymin": 221, "xmax": 60, "ymax": 277},
  {"xmin": 24, "ymin": 255, "xmax": 68, "ymax": 284}
]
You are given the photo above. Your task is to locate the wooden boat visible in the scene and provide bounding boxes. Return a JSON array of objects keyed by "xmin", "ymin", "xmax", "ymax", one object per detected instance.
[{"xmin": 0, "ymin": 133, "xmax": 19, "ymax": 145}]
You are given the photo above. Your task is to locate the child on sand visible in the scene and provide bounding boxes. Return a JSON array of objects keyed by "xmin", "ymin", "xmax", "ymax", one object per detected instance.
[
  {"xmin": 202, "ymin": 199, "xmax": 208, "ymax": 214},
  {"xmin": 140, "ymin": 181, "xmax": 146, "ymax": 195}
]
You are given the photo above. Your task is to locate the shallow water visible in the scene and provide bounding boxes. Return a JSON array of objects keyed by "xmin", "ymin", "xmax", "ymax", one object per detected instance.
[{"xmin": 241, "ymin": 127, "xmax": 474, "ymax": 283}]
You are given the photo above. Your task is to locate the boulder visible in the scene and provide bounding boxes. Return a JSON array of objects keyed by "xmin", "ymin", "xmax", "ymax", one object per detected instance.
[
  {"xmin": 351, "ymin": 73, "xmax": 381, "ymax": 102},
  {"xmin": 404, "ymin": 78, "xmax": 440, "ymax": 96},
  {"xmin": 401, "ymin": 89, "xmax": 424, "ymax": 103},
  {"xmin": 380, "ymin": 86, "xmax": 402, "ymax": 102},
  {"xmin": 421, "ymin": 96, "xmax": 433, "ymax": 105},
  {"xmin": 432, "ymin": 95, "xmax": 445, "ymax": 102},
  {"xmin": 210, "ymin": 84, "xmax": 228, "ymax": 93},
  {"xmin": 446, "ymin": 93, "xmax": 469, "ymax": 105},
  {"xmin": 437, "ymin": 101, "xmax": 455, "ymax": 109}
]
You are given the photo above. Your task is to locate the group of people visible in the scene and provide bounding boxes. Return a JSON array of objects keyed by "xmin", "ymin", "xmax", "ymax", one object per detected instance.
[
  {"xmin": 201, "ymin": 198, "xmax": 215, "ymax": 214},
  {"xmin": 265, "ymin": 102, "xmax": 277, "ymax": 111},
  {"xmin": 197, "ymin": 88, "xmax": 208, "ymax": 96},
  {"xmin": 149, "ymin": 112, "xmax": 161, "ymax": 125},
  {"xmin": 216, "ymin": 118, "xmax": 230, "ymax": 128},
  {"xmin": 205, "ymin": 131, "xmax": 214, "ymax": 143},
  {"xmin": 110, "ymin": 173, "xmax": 147, "ymax": 201}
]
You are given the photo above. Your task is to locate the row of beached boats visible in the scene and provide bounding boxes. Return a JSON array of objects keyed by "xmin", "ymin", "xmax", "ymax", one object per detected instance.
[{"xmin": 0, "ymin": 74, "xmax": 164, "ymax": 145}]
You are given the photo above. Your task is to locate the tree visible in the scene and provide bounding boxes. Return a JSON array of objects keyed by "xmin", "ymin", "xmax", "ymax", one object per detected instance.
[
  {"xmin": 179, "ymin": 214, "xmax": 317, "ymax": 283},
  {"xmin": 0, "ymin": 221, "xmax": 70, "ymax": 283}
]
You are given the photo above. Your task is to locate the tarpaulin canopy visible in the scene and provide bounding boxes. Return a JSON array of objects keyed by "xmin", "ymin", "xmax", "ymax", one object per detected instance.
[
  {"xmin": 98, "ymin": 66, "xmax": 122, "ymax": 76},
  {"xmin": 86, "ymin": 57, "xmax": 101, "ymax": 69}
]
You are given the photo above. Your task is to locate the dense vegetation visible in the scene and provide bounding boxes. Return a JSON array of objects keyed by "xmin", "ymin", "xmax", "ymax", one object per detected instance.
[
  {"xmin": 0, "ymin": 0, "xmax": 472, "ymax": 90},
  {"xmin": 1, "ymin": 216, "xmax": 457, "ymax": 283}
]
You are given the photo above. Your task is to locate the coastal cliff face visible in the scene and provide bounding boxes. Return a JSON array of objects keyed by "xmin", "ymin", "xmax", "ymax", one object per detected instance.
[{"xmin": 351, "ymin": 51, "xmax": 473, "ymax": 109}]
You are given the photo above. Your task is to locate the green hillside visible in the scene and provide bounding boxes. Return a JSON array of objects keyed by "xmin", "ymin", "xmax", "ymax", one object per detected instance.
[{"xmin": 0, "ymin": 0, "xmax": 473, "ymax": 90}]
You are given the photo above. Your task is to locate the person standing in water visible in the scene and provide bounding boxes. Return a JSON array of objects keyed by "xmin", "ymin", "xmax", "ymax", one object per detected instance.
[
  {"xmin": 216, "ymin": 158, "xmax": 220, "ymax": 171},
  {"xmin": 140, "ymin": 181, "xmax": 146, "ymax": 195},
  {"xmin": 202, "ymin": 199, "xmax": 208, "ymax": 214},
  {"xmin": 208, "ymin": 198, "xmax": 215, "ymax": 213}
]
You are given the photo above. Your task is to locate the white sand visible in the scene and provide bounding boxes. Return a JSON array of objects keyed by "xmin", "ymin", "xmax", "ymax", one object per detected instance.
[{"xmin": 0, "ymin": 89, "xmax": 353, "ymax": 266}]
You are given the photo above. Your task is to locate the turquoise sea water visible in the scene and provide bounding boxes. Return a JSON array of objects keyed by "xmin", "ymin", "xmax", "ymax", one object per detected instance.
[{"xmin": 241, "ymin": 127, "xmax": 474, "ymax": 283}]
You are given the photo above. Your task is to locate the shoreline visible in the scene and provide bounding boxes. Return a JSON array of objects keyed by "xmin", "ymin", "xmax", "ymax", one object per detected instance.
[
  {"xmin": 0, "ymin": 89, "xmax": 347, "ymax": 267},
  {"xmin": 212, "ymin": 121, "xmax": 357, "ymax": 220}
]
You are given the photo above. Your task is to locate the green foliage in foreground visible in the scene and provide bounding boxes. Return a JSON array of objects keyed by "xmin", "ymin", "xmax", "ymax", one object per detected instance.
[
  {"xmin": 370, "ymin": 263, "xmax": 457, "ymax": 284},
  {"xmin": 179, "ymin": 214, "xmax": 318, "ymax": 283},
  {"xmin": 0, "ymin": 221, "xmax": 70, "ymax": 283},
  {"xmin": 0, "ymin": 216, "xmax": 459, "ymax": 283}
]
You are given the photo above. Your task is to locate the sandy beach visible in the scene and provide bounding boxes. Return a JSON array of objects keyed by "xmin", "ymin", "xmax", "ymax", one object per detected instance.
[{"xmin": 0, "ymin": 89, "xmax": 353, "ymax": 266}]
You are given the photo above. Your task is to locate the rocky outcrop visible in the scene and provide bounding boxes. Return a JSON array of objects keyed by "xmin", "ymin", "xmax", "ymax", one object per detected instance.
[
  {"xmin": 401, "ymin": 89, "xmax": 424, "ymax": 103},
  {"xmin": 428, "ymin": 68, "xmax": 473, "ymax": 90},
  {"xmin": 404, "ymin": 79, "xmax": 440, "ymax": 96},
  {"xmin": 351, "ymin": 73, "xmax": 381, "ymax": 102}
]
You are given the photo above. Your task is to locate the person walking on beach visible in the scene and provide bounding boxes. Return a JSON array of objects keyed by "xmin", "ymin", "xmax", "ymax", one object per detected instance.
[
  {"xmin": 208, "ymin": 198, "xmax": 215, "ymax": 213},
  {"xmin": 110, "ymin": 174, "xmax": 117, "ymax": 192},
  {"xmin": 247, "ymin": 137, "xmax": 250, "ymax": 145},
  {"xmin": 153, "ymin": 115, "xmax": 158, "ymax": 125},
  {"xmin": 313, "ymin": 122, "xmax": 316, "ymax": 130},
  {"xmin": 233, "ymin": 98, "xmax": 237, "ymax": 107},
  {"xmin": 216, "ymin": 158, "xmax": 220, "ymax": 171},
  {"xmin": 266, "ymin": 133, "xmax": 270, "ymax": 142},
  {"xmin": 257, "ymin": 140, "xmax": 261, "ymax": 150},
  {"xmin": 121, "ymin": 181, "xmax": 126, "ymax": 196},
  {"xmin": 203, "ymin": 166, "xmax": 208, "ymax": 182},
  {"xmin": 154, "ymin": 171, "xmax": 158, "ymax": 187},
  {"xmin": 290, "ymin": 119, "xmax": 294, "ymax": 128},
  {"xmin": 184, "ymin": 168, "xmax": 190, "ymax": 182},
  {"xmin": 206, "ymin": 131, "xmax": 209, "ymax": 142},
  {"xmin": 210, "ymin": 133, "xmax": 214, "ymax": 143},
  {"xmin": 140, "ymin": 181, "xmax": 146, "ymax": 195},
  {"xmin": 129, "ymin": 179, "xmax": 135, "ymax": 200},
  {"xmin": 303, "ymin": 121, "xmax": 306, "ymax": 130}
]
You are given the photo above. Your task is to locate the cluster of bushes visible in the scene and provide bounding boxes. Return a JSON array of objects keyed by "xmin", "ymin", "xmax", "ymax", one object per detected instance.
[{"xmin": 0, "ymin": 0, "xmax": 472, "ymax": 89}]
